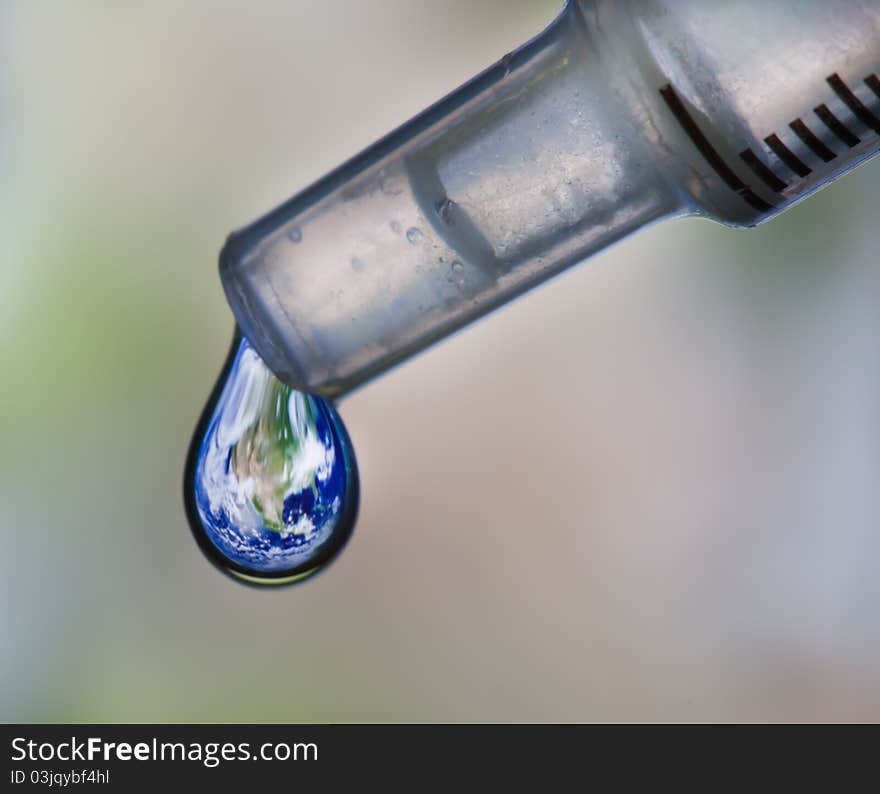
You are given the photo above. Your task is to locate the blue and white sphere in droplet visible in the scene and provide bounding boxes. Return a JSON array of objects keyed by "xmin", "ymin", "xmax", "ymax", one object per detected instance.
[{"xmin": 186, "ymin": 333, "xmax": 358, "ymax": 584}]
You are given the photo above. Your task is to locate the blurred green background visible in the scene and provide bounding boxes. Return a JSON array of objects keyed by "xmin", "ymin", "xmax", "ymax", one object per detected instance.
[{"xmin": 2, "ymin": 0, "xmax": 879, "ymax": 722}]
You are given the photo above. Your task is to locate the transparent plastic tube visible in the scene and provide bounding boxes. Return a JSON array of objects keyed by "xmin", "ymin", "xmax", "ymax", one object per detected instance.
[{"xmin": 220, "ymin": 0, "xmax": 880, "ymax": 397}]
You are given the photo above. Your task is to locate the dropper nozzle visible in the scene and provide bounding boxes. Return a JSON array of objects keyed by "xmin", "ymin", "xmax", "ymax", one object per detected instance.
[{"xmin": 221, "ymin": 0, "xmax": 880, "ymax": 397}]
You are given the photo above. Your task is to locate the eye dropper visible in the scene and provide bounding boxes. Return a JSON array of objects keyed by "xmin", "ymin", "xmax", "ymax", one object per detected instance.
[
  {"xmin": 187, "ymin": 0, "xmax": 880, "ymax": 585},
  {"xmin": 220, "ymin": 0, "xmax": 880, "ymax": 398}
]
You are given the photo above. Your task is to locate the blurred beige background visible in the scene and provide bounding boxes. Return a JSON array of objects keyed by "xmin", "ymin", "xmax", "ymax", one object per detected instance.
[{"xmin": 2, "ymin": 0, "xmax": 879, "ymax": 722}]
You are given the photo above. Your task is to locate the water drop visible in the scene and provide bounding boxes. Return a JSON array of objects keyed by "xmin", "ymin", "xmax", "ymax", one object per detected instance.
[
  {"xmin": 436, "ymin": 197, "xmax": 455, "ymax": 223},
  {"xmin": 390, "ymin": 220, "xmax": 402, "ymax": 234},
  {"xmin": 446, "ymin": 260, "xmax": 466, "ymax": 289},
  {"xmin": 288, "ymin": 226, "xmax": 302, "ymax": 243},
  {"xmin": 184, "ymin": 331, "xmax": 359, "ymax": 586},
  {"xmin": 350, "ymin": 256, "xmax": 365, "ymax": 272},
  {"xmin": 406, "ymin": 227, "xmax": 423, "ymax": 245}
]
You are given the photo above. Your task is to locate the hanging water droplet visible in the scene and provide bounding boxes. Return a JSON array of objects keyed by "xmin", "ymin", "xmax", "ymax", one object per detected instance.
[
  {"xmin": 184, "ymin": 331, "xmax": 359, "ymax": 585},
  {"xmin": 406, "ymin": 227, "xmax": 424, "ymax": 245},
  {"xmin": 288, "ymin": 226, "xmax": 302, "ymax": 243}
]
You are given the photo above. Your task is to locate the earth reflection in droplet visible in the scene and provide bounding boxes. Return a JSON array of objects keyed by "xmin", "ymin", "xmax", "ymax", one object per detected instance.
[{"xmin": 185, "ymin": 332, "xmax": 358, "ymax": 585}]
